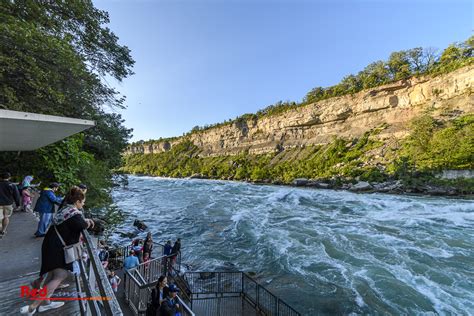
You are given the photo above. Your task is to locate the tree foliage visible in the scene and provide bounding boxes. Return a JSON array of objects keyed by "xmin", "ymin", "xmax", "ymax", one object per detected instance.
[
  {"xmin": 0, "ymin": 0, "xmax": 134, "ymax": 207},
  {"xmin": 129, "ymin": 36, "xmax": 472, "ymax": 148},
  {"xmin": 401, "ymin": 114, "xmax": 474, "ymax": 171}
]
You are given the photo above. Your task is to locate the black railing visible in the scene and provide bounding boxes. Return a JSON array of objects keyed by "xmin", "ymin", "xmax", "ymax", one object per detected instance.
[
  {"xmin": 184, "ymin": 271, "xmax": 243, "ymax": 294},
  {"xmin": 123, "ymin": 260, "xmax": 195, "ymax": 316},
  {"xmin": 243, "ymin": 272, "xmax": 300, "ymax": 316},
  {"xmin": 183, "ymin": 271, "xmax": 301, "ymax": 316},
  {"xmin": 111, "ymin": 244, "xmax": 299, "ymax": 315}
]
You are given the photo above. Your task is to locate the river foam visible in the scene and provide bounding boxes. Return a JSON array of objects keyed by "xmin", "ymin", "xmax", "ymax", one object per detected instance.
[{"xmin": 112, "ymin": 176, "xmax": 474, "ymax": 315}]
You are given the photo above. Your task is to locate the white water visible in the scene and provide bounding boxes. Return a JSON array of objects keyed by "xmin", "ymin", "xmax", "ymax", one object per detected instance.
[{"xmin": 112, "ymin": 176, "xmax": 474, "ymax": 315}]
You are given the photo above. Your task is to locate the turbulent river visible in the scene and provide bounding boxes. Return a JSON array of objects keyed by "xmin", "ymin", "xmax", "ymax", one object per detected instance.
[{"xmin": 111, "ymin": 176, "xmax": 474, "ymax": 315}]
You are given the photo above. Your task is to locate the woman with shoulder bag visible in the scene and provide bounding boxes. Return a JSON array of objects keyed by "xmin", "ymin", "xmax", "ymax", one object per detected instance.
[{"xmin": 20, "ymin": 187, "xmax": 94, "ymax": 315}]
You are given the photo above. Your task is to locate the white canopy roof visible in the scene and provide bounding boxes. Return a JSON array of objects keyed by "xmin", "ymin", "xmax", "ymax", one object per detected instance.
[{"xmin": 0, "ymin": 110, "xmax": 95, "ymax": 151}]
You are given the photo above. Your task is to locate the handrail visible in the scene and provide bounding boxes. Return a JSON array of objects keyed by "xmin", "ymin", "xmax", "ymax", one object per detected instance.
[
  {"xmin": 125, "ymin": 267, "xmax": 195, "ymax": 316},
  {"xmin": 125, "ymin": 268, "xmax": 143, "ymax": 286},
  {"xmin": 124, "ymin": 268, "xmax": 300, "ymax": 315},
  {"xmin": 184, "ymin": 271, "xmax": 301, "ymax": 316},
  {"xmin": 177, "ymin": 295, "xmax": 196, "ymax": 316},
  {"xmin": 109, "ymin": 241, "xmax": 181, "ymax": 273},
  {"xmin": 78, "ymin": 230, "xmax": 123, "ymax": 316}
]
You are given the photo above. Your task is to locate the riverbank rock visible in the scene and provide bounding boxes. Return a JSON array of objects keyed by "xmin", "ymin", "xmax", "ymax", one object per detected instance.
[
  {"xmin": 88, "ymin": 218, "xmax": 106, "ymax": 235},
  {"xmin": 349, "ymin": 181, "xmax": 373, "ymax": 192},
  {"xmin": 189, "ymin": 173, "xmax": 204, "ymax": 179},
  {"xmin": 133, "ymin": 219, "xmax": 148, "ymax": 231},
  {"xmin": 119, "ymin": 231, "xmax": 137, "ymax": 239},
  {"xmin": 315, "ymin": 182, "xmax": 330, "ymax": 189},
  {"xmin": 293, "ymin": 178, "xmax": 308, "ymax": 186},
  {"xmin": 372, "ymin": 180, "xmax": 403, "ymax": 193},
  {"xmin": 420, "ymin": 185, "xmax": 458, "ymax": 196}
]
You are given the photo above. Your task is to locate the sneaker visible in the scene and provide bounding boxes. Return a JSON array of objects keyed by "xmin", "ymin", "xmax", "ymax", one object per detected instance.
[
  {"xmin": 20, "ymin": 305, "xmax": 36, "ymax": 315},
  {"xmin": 57, "ymin": 283, "xmax": 70, "ymax": 289},
  {"xmin": 38, "ymin": 302, "xmax": 64, "ymax": 312}
]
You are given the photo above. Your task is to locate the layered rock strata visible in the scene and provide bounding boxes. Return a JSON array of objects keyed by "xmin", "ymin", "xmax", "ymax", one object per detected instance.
[{"xmin": 126, "ymin": 66, "xmax": 474, "ymax": 156}]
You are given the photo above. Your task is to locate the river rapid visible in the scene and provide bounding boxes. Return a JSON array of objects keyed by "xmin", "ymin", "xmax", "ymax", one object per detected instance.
[{"xmin": 111, "ymin": 176, "xmax": 474, "ymax": 315}]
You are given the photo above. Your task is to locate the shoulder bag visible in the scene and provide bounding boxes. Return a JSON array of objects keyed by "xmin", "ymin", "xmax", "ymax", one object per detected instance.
[{"xmin": 54, "ymin": 225, "xmax": 83, "ymax": 264}]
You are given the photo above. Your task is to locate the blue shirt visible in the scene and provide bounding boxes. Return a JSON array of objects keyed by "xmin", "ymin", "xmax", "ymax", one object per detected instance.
[
  {"xmin": 34, "ymin": 188, "xmax": 63, "ymax": 213},
  {"xmin": 123, "ymin": 255, "xmax": 140, "ymax": 270}
]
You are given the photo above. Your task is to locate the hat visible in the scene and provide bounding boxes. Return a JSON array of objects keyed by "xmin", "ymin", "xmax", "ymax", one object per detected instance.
[
  {"xmin": 50, "ymin": 182, "xmax": 60, "ymax": 188},
  {"xmin": 168, "ymin": 284, "xmax": 180, "ymax": 293}
]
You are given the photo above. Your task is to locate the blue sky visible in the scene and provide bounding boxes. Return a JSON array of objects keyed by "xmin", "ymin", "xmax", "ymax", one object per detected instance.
[{"xmin": 94, "ymin": 0, "xmax": 473, "ymax": 142}]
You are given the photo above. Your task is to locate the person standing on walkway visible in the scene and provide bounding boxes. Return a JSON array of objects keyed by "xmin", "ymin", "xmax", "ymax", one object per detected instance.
[
  {"xmin": 58, "ymin": 183, "xmax": 87, "ymax": 211},
  {"xmin": 20, "ymin": 175, "xmax": 40, "ymax": 191},
  {"xmin": 20, "ymin": 187, "xmax": 94, "ymax": 315},
  {"xmin": 148, "ymin": 275, "xmax": 169, "ymax": 315},
  {"xmin": 124, "ymin": 250, "xmax": 140, "ymax": 270},
  {"xmin": 171, "ymin": 239, "xmax": 181, "ymax": 259},
  {"xmin": 34, "ymin": 183, "xmax": 62, "ymax": 237},
  {"xmin": 164, "ymin": 240, "xmax": 172, "ymax": 256},
  {"xmin": 21, "ymin": 186, "xmax": 33, "ymax": 212},
  {"xmin": 144, "ymin": 232, "xmax": 154, "ymax": 258},
  {"xmin": 159, "ymin": 284, "xmax": 181, "ymax": 316},
  {"xmin": 109, "ymin": 270, "xmax": 121, "ymax": 293},
  {"xmin": 163, "ymin": 240, "xmax": 173, "ymax": 274},
  {"xmin": 0, "ymin": 172, "xmax": 20, "ymax": 238}
]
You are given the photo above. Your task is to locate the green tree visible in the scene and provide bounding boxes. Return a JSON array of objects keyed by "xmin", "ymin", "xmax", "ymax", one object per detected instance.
[
  {"xmin": 0, "ymin": 0, "xmax": 135, "ymax": 207},
  {"xmin": 359, "ymin": 61, "xmax": 390, "ymax": 89},
  {"xmin": 387, "ymin": 51, "xmax": 412, "ymax": 80}
]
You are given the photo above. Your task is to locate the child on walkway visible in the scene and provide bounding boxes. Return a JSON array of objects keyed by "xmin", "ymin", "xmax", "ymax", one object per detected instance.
[
  {"xmin": 22, "ymin": 186, "xmax": 32, "ymax": 212},
  {"xmin": 109, "ymin": 271, "xmax": 121, "ymax": 293}
]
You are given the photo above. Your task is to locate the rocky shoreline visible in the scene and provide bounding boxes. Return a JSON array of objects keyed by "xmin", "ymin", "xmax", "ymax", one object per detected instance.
[{"xmin": 184, "ymin": 174, "xmax": 473, "ymax": 197}]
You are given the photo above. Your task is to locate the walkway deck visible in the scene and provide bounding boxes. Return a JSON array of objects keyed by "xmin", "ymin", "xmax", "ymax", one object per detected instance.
[
  {"xmin": 115, "ymin": 269, "xmax": 134, "ymax": 316},
  {"xmin": 0, "ymin": 211, "xmax": 80, "ymax": 315}
]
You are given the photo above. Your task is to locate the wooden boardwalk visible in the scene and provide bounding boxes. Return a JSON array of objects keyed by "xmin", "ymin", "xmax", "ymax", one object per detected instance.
[
  {"xmin": 0, "ymin": 211, "xmax": 81, "ymax": 315},
  {"xmin": 0, "ymin": 271, "xmax": 80, "ymax": 316}
]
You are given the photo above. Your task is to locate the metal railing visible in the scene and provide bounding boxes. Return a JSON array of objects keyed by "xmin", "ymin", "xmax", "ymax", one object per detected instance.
[
  {"xmin": 123, "ymin": 268, "xmax": 299, "ymax": 316},
  {"xmin": 109, "ymin": 241, "xmax": 181, "ymax": 275},
  {"xmin": 123, "ymin": 268, "xmax": 148, "ymax": 315},
  {"xmin": 114, "ymin": 245, "xmax": 299, "ymax": 315},
  {"xmin": 75, "ymin": 230, "xmax": 123, "ymax": 316},
  {"xmin": 110, "ymin": 240, "xmax": 186, "ymax": 315},
  {"xmin": 123, "ymin": 260, "xmax": 195, "ymax": 316},
  {"xmin": 183, "ymin": 272, "xmax": 301, "ymax": 316}
]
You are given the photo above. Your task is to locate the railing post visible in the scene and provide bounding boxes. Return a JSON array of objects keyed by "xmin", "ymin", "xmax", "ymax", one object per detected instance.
[
  {"xmin": 78, "ymin": 256, "xmax": 100, "ymax": 315},
  {"xmin": 88, "ymin": 259, "xmax": 97, "ymax": 296},
  {"xmin": 74, "ymin": 274, "xmax": 87, "ymax": 315},
  {"xmin": 83, "ymin": 230, "xmax": 123, "ymax": 316},
  {"xmin": 256, "ymin": 283, "xmax": 260, "ymax": 312},
  {"xmin": 241, "ymin": 273, "xmax": 245, "ymax": 314}
]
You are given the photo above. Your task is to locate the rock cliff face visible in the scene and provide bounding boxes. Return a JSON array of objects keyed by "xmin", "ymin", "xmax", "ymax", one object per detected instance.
[{"xmin": 125, "ymin": 66, "xmax": 474, "ymax": 156}]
